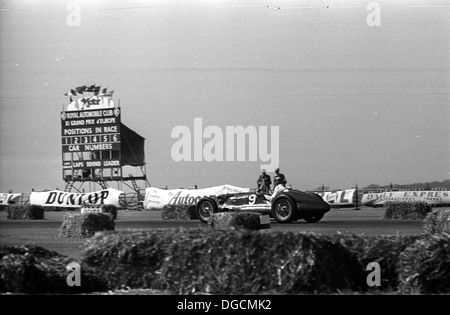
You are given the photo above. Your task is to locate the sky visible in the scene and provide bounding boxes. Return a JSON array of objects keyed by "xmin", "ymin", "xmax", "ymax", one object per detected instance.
[{"xmin": 0, "ymin": 0, "xmax": 449, "ymax": 193}]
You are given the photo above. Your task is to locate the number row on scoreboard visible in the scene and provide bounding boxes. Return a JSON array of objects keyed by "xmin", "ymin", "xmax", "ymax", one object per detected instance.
[{"xmin": 62, "ymin": 134, "xmax": 120, "ymax": 145}]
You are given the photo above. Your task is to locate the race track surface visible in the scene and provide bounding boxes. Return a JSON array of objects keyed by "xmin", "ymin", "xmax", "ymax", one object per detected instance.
[{"xmin": 0, "ymin": 207, "xmax": 427, "ymax": 260}]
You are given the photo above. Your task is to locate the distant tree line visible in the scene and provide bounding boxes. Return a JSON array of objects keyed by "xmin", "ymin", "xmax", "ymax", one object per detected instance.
[
  {"xmin": 312, "ymin": 179, "xmax": 450, "ymax": 192},
  {"xmin": 362, "ymin": 179, "xmax": 450, "ymax": 191}
]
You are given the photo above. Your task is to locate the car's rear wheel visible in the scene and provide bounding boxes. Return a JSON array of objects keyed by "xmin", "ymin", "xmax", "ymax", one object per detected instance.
[
  {"xmin": 303, "ymin": 213, "xmax": 324, "ymax": 223},
  {"xmin": 196, "ymin": 198, "xmax": 218, "ymax": 223},
  {"xmin": 272, "ymin": 196, "xmax": 297, "ymax": 223}
]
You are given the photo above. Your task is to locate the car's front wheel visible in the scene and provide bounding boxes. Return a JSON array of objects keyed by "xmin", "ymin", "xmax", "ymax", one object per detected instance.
[
  {"xmin": 196, "ymin": 198, "xmax": 218, "ymax": 223},
  {"xmin": 303, "ymin": 213, "xmax": 324, "ymax": 223},
  {"xmin": 272, "ymin": 196, "xmax": 297, "ymax": 223}
]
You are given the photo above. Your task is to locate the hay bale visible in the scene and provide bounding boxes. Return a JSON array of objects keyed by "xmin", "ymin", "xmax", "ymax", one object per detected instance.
[
  {"xmin": 103, "ymin": 204, "xmax": 118, "ymax": 220},
  {"xmin": 81, "ymin": 230, "xmax": 177, "ymax": 289},
  {"xmin": 383, "ymin": 202, "xmax": 432, "ymax": 220},
  {"xmin": 0, "ymin": 245, "xmax": 107, "ymax": 294},
  {"xmin": 208, "ymin": 212, "xmax": 234, "ymax": 229},
  {"xmin": 6, "ymin": 204, "xmax": 44, "ymax": 220},
  {"xmin": 80, "ymin": 204, "xmax": 118, "ymax": 219},
  {"xmin": 209, "ymin": 212, "xmax": 269, "ymax": 230},
  {"xmin": 161, "ymin": 205, "xmax": 192, "ymax": 220},
  {"xmin": 398, "ymin": 234, "xmax": 450, "ymax": 294},
  {"xmin": 0, "ymin": 244, "xmax": 62, "ymax": 260},
  {"xmin": 59, "ymin": 212, "xmax": 115, "ymax": 238},
  {"xmin": 154, "ymin": 230, "xmax": 364, "ymax": 294},
  {"xmin": 81, "ymin": 228, "xmax": 364, "ymax": 294},
  {"xmin": 331, "ymin": 233, "xmax": 420, "ymax": 291},
  {"xmin": 424, "ymin": 209, "xmax": 450, "ymax": 234}
]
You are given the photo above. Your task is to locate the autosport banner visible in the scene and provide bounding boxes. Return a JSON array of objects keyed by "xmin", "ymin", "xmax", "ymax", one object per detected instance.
[
  {"xmin": 362, "ymin": 190, "xmax": 450, "ymax": 206},
  {"xmin": 29, "ymin": 188, "xmax": 124, "ymax": 208},
  {"xmin": 144, "ymin": 184, "xmax": 251, "ymax": 210},
  {"xmin": 316, "ymin": 189, "xmax": 356, "ymax": 206},
  {"xmin": 0, "ymin": 193, "xmax": 22, "ymax": 206}
]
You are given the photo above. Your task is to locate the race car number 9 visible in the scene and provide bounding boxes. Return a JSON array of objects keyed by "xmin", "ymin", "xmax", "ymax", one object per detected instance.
[{"xmin": 249, "ymin": 194, "xmax": 257, "ymax": 205}]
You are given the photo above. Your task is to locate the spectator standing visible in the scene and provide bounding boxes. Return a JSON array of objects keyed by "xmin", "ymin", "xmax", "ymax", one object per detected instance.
[
  {"xmin": 257, "ymin": 169, "xmax": 272, "ymax": 193},
  {"xmin": 273, "ymin": 168, "xmax": 287, "ymax": 189}
]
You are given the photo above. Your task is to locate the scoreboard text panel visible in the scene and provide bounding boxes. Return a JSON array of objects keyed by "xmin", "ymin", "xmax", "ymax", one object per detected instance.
[{"xmin": 61, "ymin": 108, "xmax": 121, "ymax": 169}]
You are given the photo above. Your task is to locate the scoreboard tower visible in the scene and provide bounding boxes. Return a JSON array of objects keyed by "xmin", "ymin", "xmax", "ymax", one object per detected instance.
[{"xmin": 60, "ymin": 85, "xmax": 149, "ymax": 194}]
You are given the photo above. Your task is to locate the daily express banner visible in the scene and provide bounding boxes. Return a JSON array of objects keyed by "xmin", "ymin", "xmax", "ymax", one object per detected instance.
[
  {"xmin": 0, "ymin": 193, "xmax": 22, "ymax": 206},
  {"xmin": 362, "ymin": 190, "xmax": 450, "ymax": 206},
  {"xmin": 144, "ymin": 184, "xmax": 251, "ymax": 210},
  {"xmin": 316, "ymin": 189, "xmax": 356, "ymax": 206},
  {"xmin": 30, "ymin": 188, "xmax": 124, "ymax": 208}
]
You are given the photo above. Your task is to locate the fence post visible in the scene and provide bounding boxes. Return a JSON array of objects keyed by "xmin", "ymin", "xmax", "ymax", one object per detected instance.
[{"xmin": 355, "ymin": 183, "xmax": 360, "ymax": 210}]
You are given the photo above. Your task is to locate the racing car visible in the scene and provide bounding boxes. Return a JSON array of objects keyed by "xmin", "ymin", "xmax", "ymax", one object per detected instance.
[{"xmin": 195, "ymin": 187, "xmax": 330, "ymax": 223}]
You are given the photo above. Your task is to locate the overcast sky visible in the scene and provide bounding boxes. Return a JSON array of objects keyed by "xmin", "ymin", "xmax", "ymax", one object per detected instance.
[{"xmin": 0, "ymin": 0, "xmax": 449, "ymax": 193}]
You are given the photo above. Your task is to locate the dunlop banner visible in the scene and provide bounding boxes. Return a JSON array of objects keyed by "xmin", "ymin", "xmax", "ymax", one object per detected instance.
[
  {"xmin": 316, "ymin": 189, "xmax": 356, "ymax": 206},
  {"xmin": 144, "ymin": 184, "xmax": 251, "ymax": 210},
  {"xmin": 362, "ymin": 190, "xmax": 450, "ymax": 206},
  {"xmin": 0, "ymin": 193, "xmax": 22, "ymax": 206},
  {"xmin": 30, "ymin": 188, "xmax": 124, "ymax": 208}
]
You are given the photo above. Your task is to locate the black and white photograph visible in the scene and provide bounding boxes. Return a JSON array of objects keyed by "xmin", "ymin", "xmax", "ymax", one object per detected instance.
[{"xmin": 0, "ymin": 0, "xmax": 449, "ymax": 301}]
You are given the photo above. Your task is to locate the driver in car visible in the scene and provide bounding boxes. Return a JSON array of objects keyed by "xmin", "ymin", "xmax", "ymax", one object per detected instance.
[{"xmin": 257, "ymin": 179, "xmax": 287, "ymax": 202}]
